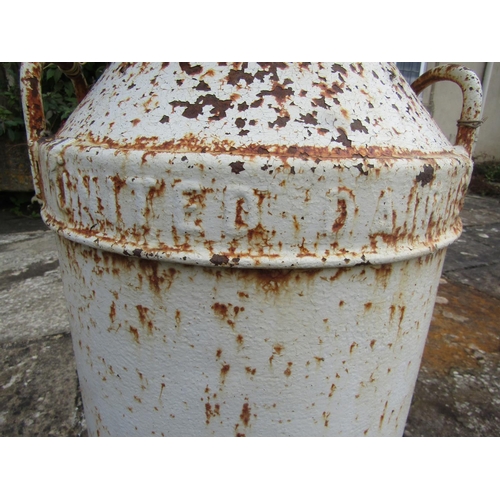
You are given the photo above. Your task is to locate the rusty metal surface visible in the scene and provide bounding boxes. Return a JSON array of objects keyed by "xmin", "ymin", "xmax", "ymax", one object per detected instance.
[
  {"xmin": 37, "ymin": 144, "xmax": 471, "ymax": 268},
  {"xmin": 411, "ymin": 64, "xmax": 483, "ymax": 155},
  {"xmin": 19, "ymin": 62, "xmax": 483, "ymax": 436},
  {"xmin": 59, "ymin": 62, "xmax": 455, "ymax": 156},
  {"xmin": 55, "ymin": 63, "xmax": 88, "ymax": 103},
  {"xmin": 57, "ymin": 235, "xmax": 446, "ymax": 436},
  {"xmin": 20, "ymin": 62, "xmax": 45, "ymax": 198},
  {"xmin": 3, "ymin": 193, "xmax": 499, "ymax": 437},
  {"xmin": 29, "ymin": 62, "xmax": 474, "ymax": 268}
]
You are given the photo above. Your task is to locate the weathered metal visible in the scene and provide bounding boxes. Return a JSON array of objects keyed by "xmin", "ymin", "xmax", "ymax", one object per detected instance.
[
  {"xmin": 21, "ymin": 62, "xmax": 482, "ymax": 436},
  {"xmin": 411, "ymin": 64, "xmax": 483, "ymax": 155},
  {"xmin": 54, "ymin": 63, "xmax": 88, "ymax": 103}
]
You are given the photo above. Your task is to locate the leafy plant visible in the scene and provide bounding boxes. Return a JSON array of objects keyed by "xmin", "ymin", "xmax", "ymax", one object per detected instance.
[
  {"xmin": 0, "ymin": 62, "xmax": 108, "ymax": 142},
  {"xmin": 7, "ymin": 192, "xmax": 40, "ymax": 218},
  {"xmin": 475, "ymin": 162, "xmax": 500, "ymax": 183},
  {"xmin": 0, "ymin": 63, "xmax": 24, "ymax": 141}
]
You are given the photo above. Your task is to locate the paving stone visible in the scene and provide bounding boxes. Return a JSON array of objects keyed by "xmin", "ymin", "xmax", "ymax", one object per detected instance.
[{"xmin": 0, "ymin": 332, "xmax": 86, "ymax": 437}]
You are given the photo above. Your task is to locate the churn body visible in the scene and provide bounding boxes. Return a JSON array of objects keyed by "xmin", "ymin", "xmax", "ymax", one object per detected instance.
[{"xmin": 21, "ymin": 62, "xmax": 482, "ymax": 436}]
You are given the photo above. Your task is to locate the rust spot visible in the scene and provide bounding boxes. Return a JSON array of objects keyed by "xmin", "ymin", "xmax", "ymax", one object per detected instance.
[
  {"xmin": 220, "ymin": 364, "xmax": 230, "ymax": 383},
  {"xmin": 334, "ymin": 128, "xmax": 352, "ymax": 148},
  {"xmin": 235, "ymin": 117, "xmax": 246, "ymax": 129},
  {"xmin": 364, "ymin": 302, "xmax": 373, "ymax": 311},
  {"xmin": 109, "ymin": 301, "xmax": 116, "ymax": 322},
  {"xmin": 216, "ymin": 349, "xmax": 222, "ymax": 360},
  {"xmin": 179, "ymin": 62, "xmax": 203, "ymax": 75},
  {"xmin": 205, "ymin": 403, "xmax": 213, "ymax": 424},
  {"xmin": 350, "ymin": 119, "xmax": 368, "ymax": 134},
  {"xmin": 235, "ymin": 198, "xmax": 248, "ymax": 227},
  {"xmin": 370, "ymin": 340, "xmax": 376, "ymax": 349},
  {"xmin": 170, "ymin": 93, "xmax": 232, "ymax": 120},
  {"xmin": 212, "ymin": 302, "xmax": 229, "ymax": 319},
  {"xmin": 268, "ymin": 114, "xmax": 290, "ymax": 129},
  {"xmin": 195, "ymin": 81, "xmax": 210, "ymax": 91},
  {"xmin": 136, "ymin": 305, "xmax": 150, "ymax": 326},
  {"xmin": 138, "ymin": 260, "xmax": 177, "ymax": 295},
  {"xmin": 227, "ymin": 63, "xmax": 255, "ymax": 85},
  {"xmin": 237, "ymin": 268, "xmax": 321, "ymax": 295},
  {"xmin": 389, "ymin": 305, "xmax": 397, "ymax": 322},
  {"xmin": 284, "ymin": 362, "xmax": 293, "ymax": 377},
  {"xmin": 332, "ymin": 63, "xmax": 347, "ymax": 76},
  {"xmin": 129, "ymin": 326, "xmax": 139, "ymax": 343},
  {"xmin": 238, "ymin": 291, "xmax": 249, "ymax": 299},
  {"xmin": 350, "ymin": 342, "xmax": 358, "ymax": 353},
  {"xmin": 328, "ymin": 384, "xmax": 336, "ymax": 397},
  {"xmin": 323, "ymin": 411, "xmax": 330, "ymax": 427},
  {"xmin": 379, "ymin": 401, "xmax": 389, "ymax": 429},
  {"xmin": 240, "ymin": 402, "xmax": 251, "ymax": 426},
  {"xmin": 398, "ymin": 306, "xmax": 406, "ymax": 328},
  {"xmin": 375, "ymin": 265, "xmax": 392, "ymax": 288},
  {"xmin": 328, "ymin": 268, "xmax": 348, "ymax": 282},
  {"xmin": 273, "ymin": 344, "xmax": 284, "ymax": 355},
  {"xmin": 230, "ymin": 161, "xmax": 245, "ymax": 174},
  {"xmin": 297, "ymin": 112, "xmax": 318, "ymax": 126},
  {"xmin": 312, "ymin": 96, "xmax": 329, "ymax": 109},
  {"xmin": 416, "ymin": 165, "xmax": 435, "ymax": 186},
  {"xmin": 175, "ymin": 310, "xmax": 181, "ymax": 328},
  {"xmin": 210, "ymin": 254, "xmax": 229, "ymax": 266},
  {"xmin": 339, "ymin": 300, "xmax": 345, "ymax": 307},
  {"xmin": 332, "ymin": 199, "xmax": 347, "ymax": 232},
  {"xmin": 255, "ymin": 62, "xmax": 288, "ymax": 82},
  {"xmin": 236, "ymin": 334, "xmax": 244, "ymax": 345},
  {"xmin": 245, "ymin": 367, "xmax": 257, "ymax": 376}
]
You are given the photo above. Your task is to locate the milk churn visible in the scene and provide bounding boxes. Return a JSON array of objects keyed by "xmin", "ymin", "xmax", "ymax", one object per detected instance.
[{"xmin": 21, "ymin": 63, "xmax": 482, "ymax": 436}]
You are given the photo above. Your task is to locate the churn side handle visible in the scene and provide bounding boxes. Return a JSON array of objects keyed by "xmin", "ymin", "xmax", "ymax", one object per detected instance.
[
  {"xmin": 411, "ymin": 64, "xmax": 483, "ymax": 156},
  {"xmin": 20, "ymin": 63, "xmax": 88, "ymax": 201}
]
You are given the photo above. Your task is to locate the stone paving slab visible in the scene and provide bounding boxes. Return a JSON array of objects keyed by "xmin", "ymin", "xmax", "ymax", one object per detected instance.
[
  {"xmin": 0, "ymin": 332, "xmax": 86, "ymax": 436},
  {"xmin": 0, "ymin": 229, "xmax": 70, "ymax": 343},
  {"xmin": 405, "ymin": 279, "xmax": 500, "ymax": 436},
  {"xmin": 0, "ymin": 194, "xmax": 499, "ymax": 436}
]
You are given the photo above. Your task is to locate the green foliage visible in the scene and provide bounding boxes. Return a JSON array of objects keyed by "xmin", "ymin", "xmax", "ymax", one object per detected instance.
[
  {"xmin": 7, "ymin": 192, "xmax": 40, "ymax": 218},
  {"xmin": 0, "ymin": 62, "xmax": 108, "ymax": 142},
  {"xmin": 0, "ymin": 63, "xmax": 24, "ymax": 141},
  {"xmin": 475, "ymin": 162, "xmax": 500, "ymax": 183}
]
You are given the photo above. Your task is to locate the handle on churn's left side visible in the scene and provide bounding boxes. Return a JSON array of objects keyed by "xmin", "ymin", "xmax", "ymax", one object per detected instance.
[
  {"xmin": 20, "ymin": 63, "xmax": 89, "ymax": 200},
  {"xmin": 411, "ymin": 64, "xmax": 483, "ymax": 156}
]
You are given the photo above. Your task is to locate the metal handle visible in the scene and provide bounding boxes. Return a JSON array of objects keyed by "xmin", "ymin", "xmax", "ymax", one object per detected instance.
[
  {"xmin": 20, "ymin": 62, "xmax": 46, "ymax": 198},
  {"xmin": 411, "ymin": 64, "xmax": 483, "ymax": 156},
  {"xmin": 20, "ymin": 63, "xmax": 89, "ymax": 198}
]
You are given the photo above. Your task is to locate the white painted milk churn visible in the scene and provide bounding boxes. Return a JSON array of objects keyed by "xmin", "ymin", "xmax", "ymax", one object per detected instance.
[{"xmin": 21, "ymin": 63, "xmax": 482, "ymax": 436}]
